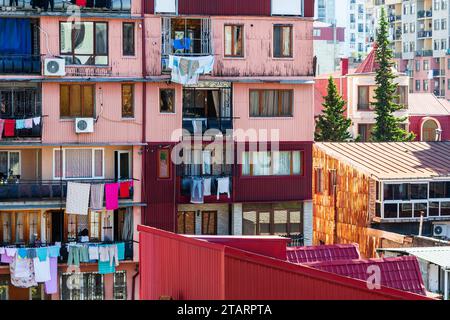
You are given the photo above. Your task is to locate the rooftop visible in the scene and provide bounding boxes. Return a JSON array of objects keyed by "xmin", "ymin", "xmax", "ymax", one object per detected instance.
[
  {"xmin": 315, "ymin": 142, "xmax": 450, "ymax": 180},
  {"xmin": 379, "ymin": 246, "xmax": 450, "ymax": 270},
  {"xmin": 287, "ymin": 243, "xmax": 360, "ymax": 264},
  {"xmin": 408, "ymin": 93, "xmax": 450, "ymax": 116}
]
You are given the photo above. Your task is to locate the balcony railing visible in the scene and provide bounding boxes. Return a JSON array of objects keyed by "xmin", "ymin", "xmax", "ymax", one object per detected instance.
[
  {"xmin": 0, "ymin": 116, "xmax": 43, "ymax": 139},
  {"xmin": 283, "ymin": 234, "xmax": 304, "ymax": 247},
  {"xmin": 416, "ymin": 50, "xmax": 433, "ymax": 57},
  {"xmin": 417, "ymin": 10, "xmax": 432, "ymax": 18},
  {"xmin": 417, "ymin": 30, "xmax": 432, "ymax": 38},
  {"xmin": 434, "ymin": 89, "xmax": 446, "ymax": 97},
  {"xmin": 0, "ymin": 54, "xmax": 41, "ymax": 75},
  {"xmin": 180, "ymin": 174, "xmax": 233, "ymax": 199},
  {"xmin": 432, "ymin": 69, "xmax": 446, "ymax": 77},
  {"xmin": 0, "ymin": 179, "xmax": 133, "ymax": 202},
  {"xmin": 182, "ymin": 117, "xmax": 233, "ymax": 135},
  {"xmin": 0, "ymin": 0, "xmax": 131, "ymax": 12}
]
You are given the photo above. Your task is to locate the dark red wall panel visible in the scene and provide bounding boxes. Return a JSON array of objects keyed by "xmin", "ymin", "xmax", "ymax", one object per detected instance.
[
  {"xmin": 304, "ymin": 0, "xmax": 315, "ymax": 18},
  {"xmin": 144, "ymin": 0, "xmax": 154, "ymax": 14},
  {"xmin": 177, "ymin": 0, "xmax": 271, "ymax": 16},
  {"xmin": 144, "ymin": 143, "xmax": 176, "ymax": 232},
  {"xmin": 234, "ymin": 142, "xmax": 313, "ymax": 203}
]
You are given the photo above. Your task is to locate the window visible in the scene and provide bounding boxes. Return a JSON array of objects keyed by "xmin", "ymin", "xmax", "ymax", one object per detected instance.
[
  {"xmin": 395, "ymin": 86, "xmax": 408, "ymax": 107},
  {"xmin": 157, "ymin": 149, "xmax": 171, "ymax": 179},
  {"xmin": 121, "ymin": 84, "xmax": 134, "ymax": 118},
  {"xmin": 242, "ymin": 151, "xmax": 302, "ymax": 176},
  {"xmin": 415, "ymin": 60, "xmax": 420, "ymax": 72},
  {"xmin": 224, "ymin": 25, "xmax": 243, "ymax": 57},
  {"xmin": 0, "ymin": 276, "xmax": 8, "ymax": 300},
  {"xmin": 357, "ymin": 86, "xmax": 370, "ymax": 110},
  {"xmin": 422, "ymin": 119, "xmax": 440, "ymax": 141},
  {"xmin": 249, "ymin": 90, "xmax": 293, "ymax": 117},
  {"xmin": 122, "ymin": 22, "xmax": 135, "ymax": 56},
  {"xmin": 66, "ymin": 214, "xmax": 89, "ymax": 242},
  {"xmin": 201, "ymin": 211, "xmax": 217, "ymax": 235},
  {"xmin": 423, "ymin": 60, "xmax": 429, "ymax": 71},
  {"xmin": 60, "ymin": 84, "xmax": 95, "ymax": 118},
  {"xmin": 0, "ymin": 211, "xmax": 40, "ymax": 245},
  {"xmin": 415, "ymin": 80, "xmax": 421, "ymax": 91},
  {"xmin": 113, "ymin": 271, "xmax": 127, "ymax": 300},
  {"xmin": 160, "ymin": 89, "xmax": 175, "ymax": 113},
  {"xmin": 358, "ymin": 124, "xmax": 375, "ymax": 142},
  {"xmin": 273, "ymin": 25, "xmax": 292, "ymax": 58},
  {"xmin": 383, "ymin": 183, "xmax": 428, "ymax": 201},
  {"xmin": 430, "ymin": 182, "xmax": 450, "ymax": 198},
  {"xmin": 177, "ymin": 211, "xmax": 195, "ymax": 234},
  {"xmin": 60, "ymin": 22, "xmax": 108, "ymax": 66},
  {"xmin": 0, "ymin": 151, "xmax": 20, "ymax": 178},
  {"xmin": 242, "ymin": 205, "xmax": 302, "ymax": 236},
  {"xmin": 423, "ymin": 80, "xmax": 429, "ymax": 91},
  {"xmin": 60, "ymin": 272, "xmax": 104, "ymax": 300},
  {"xmin": 315, "ymin": 168, "xmax": 324, "ymax": 194},
  {"xmin": 0, "ymin": 87, "xmax": 40, "ymax": 119},
  {"xmin": 54, "ymin": 148, "xmax": 104, "ymax": 179}
]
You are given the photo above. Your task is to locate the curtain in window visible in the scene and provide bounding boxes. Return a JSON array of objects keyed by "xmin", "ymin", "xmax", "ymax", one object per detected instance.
[
  {"xmin": 0, "ymin": 152, "xmax": 7, "ymax": 176},
  {"xmin": 0, "ymin": 18, "xmax": 31, "ymax": 55},
  {"xmin": 262, "ymin": 90, "xmax": 277, "ymax": 116},
  {"xmin": 94, "ymin": 150, "xmax": 103, "ymax": 177},
  {"xmin": 15, "ymin": 212, "xmax": 24, "ymax": 243},
  {"xmin": 221, "ymin": 89, "xmax": 231, "ymax": 118},
  {"xmin": 280, "ymin": 91, "xmax": 292, "ymax": 116},
  {"xmin": 253, "ymin": 152, "xmax": 271, "ymax": 176},
  {"xmin": 2, "ymin": 213, "xmax": 12, "ymax": 243},
  {"xmin": 224, "ymin": 26, "xmax": 232, "ymax": 55},
  {"xmin": 292, "ymin": 151, "xmax": 301, "ymax": 174},
  {"xmin": 273, "ymin": 210, "xmax": 288, "ymax": 235},
  {"xmin": 272, "ymin": 151, "xmax": 291, "ymax": 175},
  {"xmin": 282, "ymin": 27, "xmax": 291, "ymax": 56},
  {"xmin": 121, "ymin": 208, "xmax": 133, "ymax": 241},
  {"xmin": 242, "ymin": 152, "xmax": 250, "ymax": 175},
  {"xmin": 65, "ymin": 149, "xmax": 92, "ymax": 179},
  {"xmin": 249, "ymin": 91, "xmax": 259, "ymax": 116},
  {"xmin": 358, "ymin": 86, "xmax": 369, "ymax": 108},
  {"xmin": 102, "ymin": 211, "xmax": 113, "ymax": 242}
]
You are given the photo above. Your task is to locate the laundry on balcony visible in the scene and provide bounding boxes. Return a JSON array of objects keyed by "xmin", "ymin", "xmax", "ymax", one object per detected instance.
[
  {"xmin": 217, "ymin": 177, "xmax": 231, "ymax": 200},
  {"xmin": 90, "ymin": 183, "xmax": 105, "ymax": 211},
  {"xmin": 173, "ymin": 38, "xmax": 192, "ymax": 51},
  {"xmin": 66, "ymin": 182, "xmax": 91, "ymax": 216},
  {"xmin": 203, "ymin": 177, "xmax": 212, "ymax": 196},
  {"xmin": 0, "ymin": 116, "xmax": 42, "ymax": 139},
  {"xmin": 168, "ymin": 55, "xmax": 214, "ymax": 85},
  {"xmin": 0, "ymin": 244, "xmax": 61, "ymax": 291}
]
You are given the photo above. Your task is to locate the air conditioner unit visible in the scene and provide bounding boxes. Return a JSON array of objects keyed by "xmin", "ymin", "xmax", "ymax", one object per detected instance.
[
  {"xmin": 75, "ymin": 118, "xmax": 94, "ymax": 134},
  {"xmin": 44, "ymin": 58, "xmax": 66, "ymax": 76},
  {"xmin": 433, "ymin": 224, "xmax": 448, "ymax": 237}
]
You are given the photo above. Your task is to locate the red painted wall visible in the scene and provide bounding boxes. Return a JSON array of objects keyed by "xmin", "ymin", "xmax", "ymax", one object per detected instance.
[
  {"xmin": 315, "ymin": 77, "xmax": 348, "ymax": 117},
  {"xmin": 139, "ymin": 225, "xmax": 430, "ymax": 300},
  {"xmin": 409, "ymin": 115, "xmax": 450, "ymax": 141},
  {"xmin": 144, "ymin": 143, "xmax": 177, "ymax": 232},
  {"xmin": 234, "ymin": 142, "xmax": 313, "ymax": 203}
]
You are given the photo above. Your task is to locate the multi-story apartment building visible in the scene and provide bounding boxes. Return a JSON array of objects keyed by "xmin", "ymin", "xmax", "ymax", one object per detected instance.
[
  {"xmin": 144, "ymin": 0, "xmax": 316, "ymax": 250},
  {"xmin": 315, "ymin": 0, "xmax": 336, "ymax": 24},
  {"xmin": 345, "ymin": 0, "xmax": 373, "ymax": 63},
  {"xmin": 314, "ymin": 21, "xmax": 346, "ymax": 75},
  {"xmin": 0, "ymin": 0, "xmax": 316, "ymax": 300},
  {"xmin": 373, "ymin": 0, "xmax": 450, "ymax": 99}
]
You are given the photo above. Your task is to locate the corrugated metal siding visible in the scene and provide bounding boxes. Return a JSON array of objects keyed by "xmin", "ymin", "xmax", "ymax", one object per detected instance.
[
  {"xmin": 139, "ymin": 226, "xmax": 224, "ymax": 300},
  {"xmin": 287, "ymin": 244, "xmax": 360, "ymax": 264},
  {"xmin": 234, "ymin": 142, "xmax": 313, "ymax": 202},
  {"xmin": 144, "ymin": 143, "xmax": 177, "ymax": 232},
  {"xmin": 144, "ymin": 0, "xmax": 154, "ymax": 14},
  {"xmin": 139, "ymin": 225, "xmax": 431, "ymax": 300},
  {"xmin": 177, "ymin": 0, "xmax": 271, "ymax": 16},
  {"xmin": 303, "ymin": 0, "xmax": 315, "ymax": 18}
]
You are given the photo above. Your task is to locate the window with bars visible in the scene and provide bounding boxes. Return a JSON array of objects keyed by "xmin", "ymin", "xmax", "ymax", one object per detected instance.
[
  {"xmin": 113, "ymin": 271, "xmax": 127, "ymax": 300},
  {"xmin": 0, "ymin": 87, "xmax": 40, "ymax": 119},
  {"xmin": 60, "ymin": 272, "xmax": 104, "ymax": 300}
]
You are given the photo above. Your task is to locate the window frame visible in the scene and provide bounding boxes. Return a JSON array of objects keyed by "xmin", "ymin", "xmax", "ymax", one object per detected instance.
[
  {"xmin": 157, "ymin": 148, "xmax": 171, "ymax": 179},
  {"xmin": 273, "ymin": 24, "xmax": 293, "ymax": 58},
  {"xmin": 224, "ymin": 24, "xmax": 244, "ymax": 58},
  {"xmin": 241, "ymin": 150, "xmax": 303, "ymax": 177},
  {"xmin": 0, "ymin": 150, "xmax": 21, "ymax": 177},
  {"xmin": 121, "ymin": 84, "xmax": 135, "ymax": 119},
  {"xmin": 53, "ymin": 148, "xmax": 105, "ymax": 180},
  {"xmin": 122, "ymin": 22, "xmax": 135, "ymax": 57},
  {"xmin": 159, "ymin": 88, "xmax": 176, "ymax": 114},
  {"xmin": 177, "ymin": 211, "xmax": 196, "ymax": 235},
  {"xmin": 59, "ymin": 84, "xmax": 96, "ymax": 119},
  {"xmin": 113, "ymin": 270, "xmax": 127, "ymax": 300},
  {"xmin": 201, "ymin": 211, "xmax": 217, "ymax": 235},
  {"xmin": 59, "ymin": 21, "xmax": 109, "ymax": 66},
  {"xmin": 242, "ymin": 208, "xmax": 303, "ymax": 236},
  {"xmin": 0, "ymin": 211, "xmax": 40, "ymax": 245},
  {"xmin": 249, "ymin": 89, "xmax": 293, "ymax": 118}
]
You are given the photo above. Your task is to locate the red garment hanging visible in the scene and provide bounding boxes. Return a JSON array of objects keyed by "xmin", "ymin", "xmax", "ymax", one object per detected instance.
[
  {"xmin": 4, "ymin": 120, "xmax": 15, "ymax": 137},
  {"xmin": 76, "ymin": 0, "xmax": 87, "ymax": 7},
  {"xmin": 119, "ymin": 181, "xmax": 132, "ymax": 198}
]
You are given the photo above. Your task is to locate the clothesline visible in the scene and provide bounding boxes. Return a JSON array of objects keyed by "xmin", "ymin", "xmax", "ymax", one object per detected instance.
[
  {"xmin": 0, "ymin": 116, "xmax": 42, "ymax": 138},
  {"xmin": 190, "ymin": 176, "xmax": 230, "ymax": 204}
]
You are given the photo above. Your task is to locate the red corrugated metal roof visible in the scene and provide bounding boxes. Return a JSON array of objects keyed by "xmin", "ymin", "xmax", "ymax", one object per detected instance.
[
  {"xmin": 354, "ymin": 47, "xmax": 378, "ymax": 74},
  {"xmin": 304, "ymin": 256, "xmax": 427, "ymax": 296},
  {"xmin": 138, "ymin": 225, "xmax": 431, "ymax": 300},
  {"xmin": 287, "ymin": 244, "xmax": 360, "ymax": 264}
]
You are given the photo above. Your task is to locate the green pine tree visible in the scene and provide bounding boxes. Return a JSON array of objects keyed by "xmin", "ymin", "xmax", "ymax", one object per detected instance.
[
  {"xmin": 315, "ymin": 76, "xmax": 352, "ymax": 142},
  {"xmin": 371, "ymin": 7, "xmax": 415, "ymax": 142}
]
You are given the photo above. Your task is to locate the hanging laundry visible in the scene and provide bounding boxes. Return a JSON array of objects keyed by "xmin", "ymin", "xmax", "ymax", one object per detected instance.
[
  {"xmin": 33, "ymin": 257, "xmax": 51, "ymax": 283},
  {"xmin": 24, "ymin": 118, "xmax": 33, "ymax": 129},
  {"xmin": 48, "ymin": 245, "xmax": 61, "ymax": 258},
  {"xmin": 75, "ymin": 0, "xmax": 87, "ymax": 6},
  {"xmin": 88, "ymin": 245, "xmax": 99, "ymax": 261},
  {"xmin": 119, "ymin": 181, "xmax": 132, "ymax": 198},
  {"xmin": 117, "ymin": 242, "xmax": 125, "ymax": 261},
  {"xmin": 27, "ymin": 248, "xmax": 37, "ymax": 259},
  {"xmin": 98, "ymin": 260, "xmax": 115, "ymax": 274},
  {"xmin": 66, "ymin": 182, "xmax": 90, "ymax": 215},
  {"xmin": 67, "ymin": 246, "xmax": 80, "ymax": 267},
  {"xmin": 0, "ymin": 119, "xmax": 5, "ymax": 139},
  {"xmin": 44, "ymin": 257, "xmax": 58, "ymax": 294},
  {"xmin": 216, "ymin": 177, "xmax": 231, "ymax": 200},
  {"xmin": 0, "ymin": 247, "xmax": 4, "ymax": 255},
  {"xmin": 80, "ymin": 245, "xmax": 90, "ymax": 263},
  {"xmin": 98, "ymin": 246, "xmax": 110, "ymax": 262},
  {"xmin": 5, "ymin": 247, "xmax": 17, "ymax": 258},
  {"xmin": 4, "ymin": 119, "xmax": 15, "ymax": 137},
  {"xmin": 203, "ymin": 177, "xmax": 212, "ymax": 196},
  {"xmin": 190, "ymin": 177, "xmax": 204, "ymax": 204},
  {"xmin": 105, "ymin": 183, "xmax": 119, "ymax": 210},
  {"xmin": 1, "ymin": 254, "xmax": 13, "ymax": 264},
  {"xmin": 18, "ymin": 248, "xmax": 28, "ymax": 259},
  {"xmin": 15, "ymin": 119, "xmax": 25, "ymax": 130},
  {"xmin": 90, "ymin": 183, "xmax": 104, "ymax": 210},
  {"xmin": 36, "ymin": 247, "xmax": 48, "ymax": 262},
  {"xmin": 168, "ymin": 55, "xmax": 215, "ymax": 85},
  {"xmin": 32, "ymin": 117, "xmax": 41, "ymax": 126},
  {"xmin": 10, "ymin": 257, "xmax": 37, "ymax": 288},
  {"xmin": 108, "ymin": 245, "xmax": 119, "ymax": 267}
]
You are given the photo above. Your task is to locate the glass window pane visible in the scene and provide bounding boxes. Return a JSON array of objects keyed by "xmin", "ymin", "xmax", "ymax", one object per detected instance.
[
  {"xmin": 242, "ymin": 152, "xmax": 250, "ymax": 176},
  {"xmin": 414, "ymin": 203, "xmax": 427, "ymax": 218},
  {"xmin": 259, "ymin": 212, "xmax": 271, "ymax": 235},
  {"xmin": 272, "ymin": 151, "xmax": 291, "ymax": 175},
  {"xmin": 160, "ymin": 89, "xmax": 175, "ymax": 113},
  {"xmin": 410, "ymin": 184, "xmax": 428, "ymax": 200},
  {"xmin": 60, "ymin": 22, "xmax": 73, "ymax": 54},
  {"xmin": 224, "ymin": 26, "xmax": 232, "ymax": 55},
  {"xmin": 273, "ymin": 210, "xmax": 288, "ymax": 235},
  {"xmin": 94, "ymin": 56, "xmax": 108, "ymax": 65},
  {"xmin": 60, "ymin": 85, "xmax": 70, "ymax": 117},
  {"xmin": 74, "ymin": 23, "xmax": 94, "ymax": 55},
  {"xmin": 429, "ymin": 201, "xmax": 440, "ymax": 216},
  {"xmin": 441, "ymin": 202, "xmax": 450, "ymax": 216},
  {"xmin": 94, "ymin": 149, "xmax": 103, "ymax": 178},
  {"xmin": 9, "ymin": 152, "xmax": 20, "ymax": 176},
  {"xmin": 399, "ymin": 203, "xmax": 412, "ymax": 218},
  {"xmin": 289, "ymin": 211, "xmax": 301, "ymax": 234},
  {"xmin": 242, "ymin": 211, "xmax": 256, "ymax": 235},
  {"xmin": 65, "ymin": 149, "xmax": 93, "ymax": 179},
  {"xmin": 273, "ymin": 26, "xmax": 281, "ymax": 57},
  {"xmin": 54, "ymin": 150, "xmax": 62, "ymax": 178},
  {"xmin": 292, "ymin": 151, "xmax": 301, "ymax": 175},
  {"xmin": 82, "ymin": 86, "xmax": 94, "ymax": 117},
  {"xmin": 234, "ymin": 26, "xmax": 243, "ymax": 56},
  {"xmin": 252, "ymin": 152, "xmax": 271, "ymax": 176},
  {"xmin": 122, "ymin": 85, "xmax": 134, "ymax": 118},
  {"xmin": 249, "ymin": 91, "xmax": 259, "ymax": 116},
  {"xmin": 384, "ymin": 203, "xmax": 398, "ymax": 218},
  {"xmin": 122, "ymin": 23, "xmax": 135, "ymax": 56},
  {"xmin": 15, "ymin": 212, "xmax": 25, "ymax": 243},
  {"xmin": 95, "ymin": 23, "xmax": 108, "ymax": 55}
]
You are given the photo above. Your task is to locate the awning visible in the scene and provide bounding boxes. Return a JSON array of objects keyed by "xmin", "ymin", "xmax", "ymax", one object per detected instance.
[{"xmin": 378, "ymin": 247, "xmax": 450, "ymax": 270}]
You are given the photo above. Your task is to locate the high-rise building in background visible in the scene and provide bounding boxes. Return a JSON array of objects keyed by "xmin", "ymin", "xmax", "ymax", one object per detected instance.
[
  {"xmin": 315, "ymin": 0, "xmax": 337, "ymax": 24},
  {"xmin": 371, "ymin": 0, "xmax": 450, "ymax": 99}
]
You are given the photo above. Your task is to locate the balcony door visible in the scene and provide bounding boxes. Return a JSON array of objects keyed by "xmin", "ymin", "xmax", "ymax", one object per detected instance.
[{"xmin": 115, "ymin": 151, "xmax": 131, "ymax": 181}]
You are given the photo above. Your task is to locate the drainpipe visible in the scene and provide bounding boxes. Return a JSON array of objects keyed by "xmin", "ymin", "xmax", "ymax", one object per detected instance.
[
  {"xmin": 141, "ymin": 0, "xmax": 147, "ymax": 226},
  {"xmin": 445, "ymin": 270, "xmax": 449, "ymax": 301},
  {"xmin": 131, "ymin": 265, "xmax": 139, "ymax": 300}
]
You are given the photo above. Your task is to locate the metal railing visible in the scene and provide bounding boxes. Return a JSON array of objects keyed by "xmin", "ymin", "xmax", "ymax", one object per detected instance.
[
  {"xmin": 0, "ymin": 115, "xmax": 43, "ymax": 139},
  {"xmin": 0, "ymin": 54, "xmax": 41, "ymax": 74},
  {"xmin": 416, "ymin": 50, "xmax": 433, "ymax": 57},
  {"xmin": 0, "ymin": 0, "xmax": 131, "ymax": 12},
  {"xmin": 417, "ymin": 10, "xmax": 432, "ymax": 18},
  {"xmin": 282, "ymin": 234, "xmax": 304, "ymax": 247},
  {"xmin": 0, "ymin": 179, "xmax": 133, "ymax": 202},
  {"xmin": 182, "ymin": 117, "xmax": 233, "ymax": 135}
]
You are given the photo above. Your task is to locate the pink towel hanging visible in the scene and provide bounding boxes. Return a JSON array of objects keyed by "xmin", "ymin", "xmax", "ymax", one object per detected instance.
[{"xmin": 105, "ymin": 183, "xmax": 119, "ymax": 210}]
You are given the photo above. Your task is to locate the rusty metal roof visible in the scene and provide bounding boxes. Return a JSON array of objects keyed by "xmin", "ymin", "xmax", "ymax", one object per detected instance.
[{"xmin": 315, "ymin": 142, "xmax": 450, "ymax": 180}]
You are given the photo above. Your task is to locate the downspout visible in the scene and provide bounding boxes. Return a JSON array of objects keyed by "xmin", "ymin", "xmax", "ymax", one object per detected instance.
[
  {"xmin": 131, "ymin": 265, "xmax": 139, "ymax": 300},
  {"xmin": 141, "ymin": 0, "xmax": 147, "ymax": 226}
]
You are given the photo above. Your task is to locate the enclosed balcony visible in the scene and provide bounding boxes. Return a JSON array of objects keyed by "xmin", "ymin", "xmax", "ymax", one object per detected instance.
[
  {"xmin": 0, "ymin": 0, "xmax": 131, "ymax": 13},
  {"xmin": 0, "ymin": 84, "xmax": 42, "ymax": 140},
  {"xmin": 161, "ymin": 17, "xmax": 212, "ymax": 71},
  {"xmin": 182, "ymin": 84, "xmax": 232, "ymax": 135},
  {"xmin": 0, "ymin": 18, "xmax": 40, "ymax": 75}
]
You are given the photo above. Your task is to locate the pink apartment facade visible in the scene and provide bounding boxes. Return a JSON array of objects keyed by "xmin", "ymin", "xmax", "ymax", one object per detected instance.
[{"xmin": 0, "ymin": 0, "xmax": 316, "ymax": 300}]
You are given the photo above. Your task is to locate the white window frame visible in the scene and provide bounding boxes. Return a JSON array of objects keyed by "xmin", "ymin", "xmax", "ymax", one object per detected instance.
[
  {"xmin": 0, "ymin": 150, "xmax": 21, "ymax": 177},
  {"xmin": 116, "ymin": 150, "xmax": 132, "ymax": 181},
  {"xmin": 53, "ymin": 148, "xmax": 105, "ymax": 180}
]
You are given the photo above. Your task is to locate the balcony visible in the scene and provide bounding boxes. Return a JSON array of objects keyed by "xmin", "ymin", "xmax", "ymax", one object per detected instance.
[
  {"xmin": 0, "ymin": 0, "xmax": 131, "ymax": 13},
  {"xmin": 432, "ymin": 69, "xmax": 446, "ymax": 77},
  {"xmin": 0, "ymin": 179, "xmax": 133, "ymax": 203},
  {"xmin": 417, "ymin": 31, "xmax": 432, "ymax": 38},
  {"xmin": 434, "ymin": 89, "xmax": 445, "ymax": 97},
  {"xmin": 182, "ymin": 86, "xmax": 232, "ymax": 136},
  {"xmin": 0, "ymin": 54, "xmax": 41, "ymax": 75},
  {"xmin": 417, "ymin": 10, "xmax": 432, "ymax": 18},
  {"xmin": 416, "ymin": 50, "xmax": 433, "ymax": 57},
  {"xmin": 161, "ymin": 17, "xmax": 212, "ymax": 71}
]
